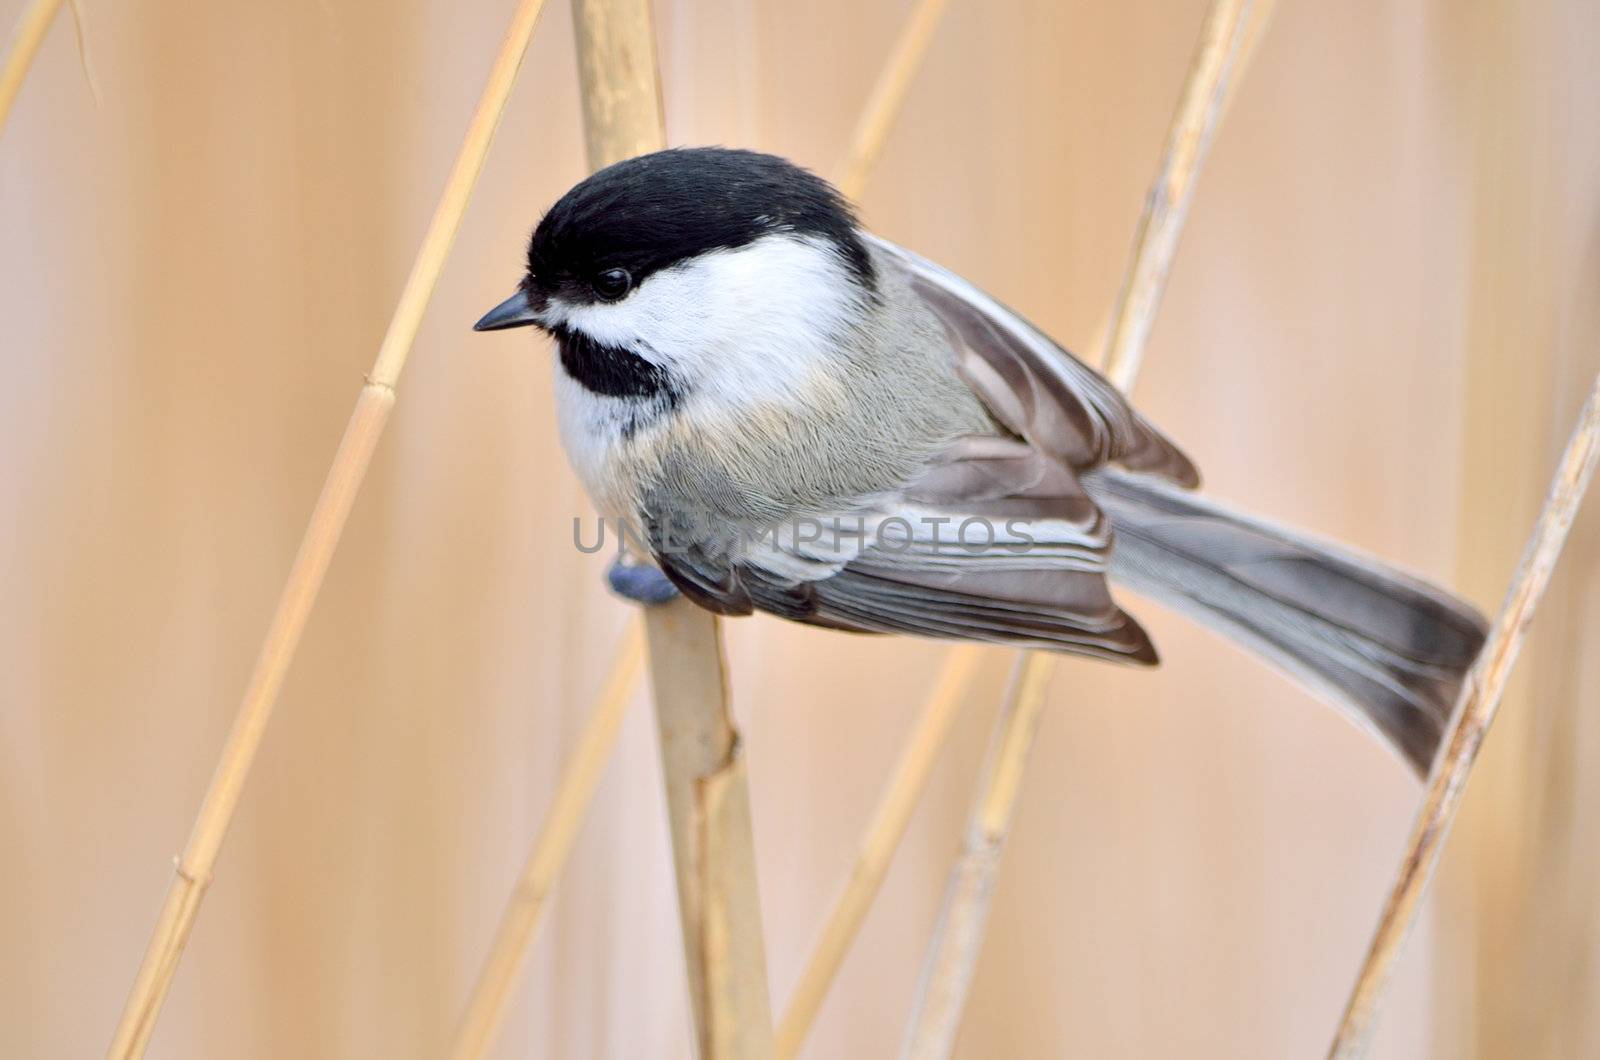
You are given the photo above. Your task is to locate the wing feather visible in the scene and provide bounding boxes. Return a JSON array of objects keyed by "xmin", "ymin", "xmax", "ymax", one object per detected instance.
[{"xmin": 865, "ymin": 235, "xmax": 1199, "ymax": 486}]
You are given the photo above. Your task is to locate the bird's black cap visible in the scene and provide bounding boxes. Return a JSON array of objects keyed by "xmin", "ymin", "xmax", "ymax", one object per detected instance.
[{"xmin": 524, "ymin": 147, "xmax": 875, "ymax": 303}]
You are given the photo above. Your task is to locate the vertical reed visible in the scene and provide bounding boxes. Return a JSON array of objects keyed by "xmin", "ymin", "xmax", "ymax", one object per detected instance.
[
  {"xmin": 899, "ymin": 2, "xmax": 1261, "ymax": 1055},
  {"xmin": 570, "ymin": 1, "xmax": 773, "ymax": 1054},
  {"xmin": 640, "ymin": 603, "xmax": 774, "ymax": 1059},
  {"xmin": 104, "ymin": 1, "xmax": 552, "ymax": 1055},
  {"xmin": 444, "ymin": 0, "xmax": 954, "ymax": 1049}
]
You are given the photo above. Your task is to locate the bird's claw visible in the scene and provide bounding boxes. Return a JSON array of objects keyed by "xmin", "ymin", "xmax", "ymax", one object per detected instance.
[{"xmin": 607, "ymin": 559, "xmax": 680, "ymax": 605}]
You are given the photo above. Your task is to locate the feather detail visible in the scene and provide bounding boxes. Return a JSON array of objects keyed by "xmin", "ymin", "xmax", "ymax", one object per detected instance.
[{"xmin": 865, "ymin": 235, "xmax": 1199, "ymax": 486}]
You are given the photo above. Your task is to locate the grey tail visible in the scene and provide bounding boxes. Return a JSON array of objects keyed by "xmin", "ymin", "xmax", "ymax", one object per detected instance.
[{"xmin": 1084, "ymin": 468, "xmax": 1488, "ymax": 776}]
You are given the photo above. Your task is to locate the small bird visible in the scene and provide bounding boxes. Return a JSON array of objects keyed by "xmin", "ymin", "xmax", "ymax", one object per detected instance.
[{"xmin": 475, "ymin": 147, "xmax": 1484, "ymax": 774}]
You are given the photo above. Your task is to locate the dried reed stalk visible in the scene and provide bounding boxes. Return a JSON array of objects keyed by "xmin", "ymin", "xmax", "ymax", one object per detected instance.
[
  {"xmin": 447, "ymin": 622, "xmax": 645, "ymax": 1060},
  {"xmin": 643, "ymin": 600, "xmax": 774, "ymax": 1059},
  {"xmin": 1326, "ymin": 372, "xmax": 1600, "ymax": 1058},
  {"xmin": 0, "ymin": 0, "xmax": 64, "ymax": 137},
  {"xmin": 443, "ymin": 3, "xmax": 950, "ymax": 1049},
  {"xmin": 899, "ymin": 655, "xmax": 1054, "ymax": 1059},
  {"xmin": 1102, "ymin": 0, "xmax": 1257, "ymax": 389},
  {"xmin": 833, "ymin": 0, "xmax": 951, "ymax": 201},
  {"xmin": 774, "ymin": 645, "xmax": 984, "ymax": 1059},
  {"xmin": 104, "ymin": 1, "xmax": 551, "ymax": 1055},
  {"xmin": 899, "ymin": 3, "xmax": 1257, "ymax": 1055},
  {"xmin": 570, "ymin": 1, "xmax": 772, "ymax": 1055},
  {"xmin": 1219, "ymin": 0, "xmax": 1277, "ymax": 121}
]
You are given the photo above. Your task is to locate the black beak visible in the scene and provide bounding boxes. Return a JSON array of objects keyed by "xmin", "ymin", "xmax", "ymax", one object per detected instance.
[{"xmin": 473, "ymin": 289, "xmax": 540, "ymax": 332}]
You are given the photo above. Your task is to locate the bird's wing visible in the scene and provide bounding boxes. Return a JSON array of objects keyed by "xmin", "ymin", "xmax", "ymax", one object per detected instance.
[
  {"xmin": 645, "ymin": 237, "xmax": 1197, "ymax": 663},
  {"xmin": 863, "ymin": 233, "xmax": 1199, "ymax": 487},
  {"xmin": 645, "ymin": 434, "xmax": 1155, "ymax": 661}
]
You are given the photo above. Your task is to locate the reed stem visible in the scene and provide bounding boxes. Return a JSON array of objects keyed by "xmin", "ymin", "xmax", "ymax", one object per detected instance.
[
  {"xmin": 899, "ymin": 654, "xmax": 1053, "ymax": 1059},
  {"xmin": 643, "ymin": 600, "xmax": 775, "ymax": 1059},
  {"xmin": 0, "ymin": 0, "xmax": 64, "ymax": 137},
  {"xmin": 447, "ymin": 623, "xmax": 645, "ymax": 1060},
  {"xmin": 1326, "ymin": 371, "xmax": 1600, "ymax": 1058},
  {"xmin": 443, "ymin": 0, "xmax": 952, "ymax": 1048},
  {"xmin": 105, "ymin": 2, "xmax": 551, "ymax": 1054},
  {"xmin": 1103, "ymin": 0, "xmax": 1255, "ymax": 391},
  {"xmin": 570, "ymin": 1, "xmax": 773, "ymax": 1054},
  {"xmin": 833, "ymin": 0, "xmax": 952, "ymax": 202},
  {"xmin": 775, "ymin": 645, "xmax": 984, "ymax": 1059},
  {"xmin": 898, "ymin": 2, "xmax": 1258, "ymax": 1054}
]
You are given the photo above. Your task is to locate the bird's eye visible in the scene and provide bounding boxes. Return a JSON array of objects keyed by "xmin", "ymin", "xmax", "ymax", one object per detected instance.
[{"xmin": 592, "ymin": 268, "xmax": 632, "ymax": 302}]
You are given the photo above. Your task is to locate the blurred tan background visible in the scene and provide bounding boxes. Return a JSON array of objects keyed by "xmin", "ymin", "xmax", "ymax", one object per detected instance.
[{"xmin": 3, "ymin": 0, "xmax": 1599, "ymax": 1056}]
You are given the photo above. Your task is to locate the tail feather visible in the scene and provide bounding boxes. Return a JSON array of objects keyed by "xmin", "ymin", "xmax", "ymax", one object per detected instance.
[{"xmin": 1085, "ymin": 468, "xmax": 1487, "ymax": 775}]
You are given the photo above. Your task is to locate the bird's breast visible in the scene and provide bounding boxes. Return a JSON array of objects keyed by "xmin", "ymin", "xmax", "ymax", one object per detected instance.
[{"xmin": 552, "ymin": 369, "xmax": 667, "ymax": 520}]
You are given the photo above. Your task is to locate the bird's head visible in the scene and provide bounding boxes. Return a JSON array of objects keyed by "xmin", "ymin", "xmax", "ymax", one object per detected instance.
[{"xmin": 475, "ymin": 147, "xmax": 876, "ymax": 405}]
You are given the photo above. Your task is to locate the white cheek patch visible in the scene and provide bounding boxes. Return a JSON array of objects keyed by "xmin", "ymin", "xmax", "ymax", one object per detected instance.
[{"xmin": 541, "ymin": 232, "xmax": 866, "ymax": 409}]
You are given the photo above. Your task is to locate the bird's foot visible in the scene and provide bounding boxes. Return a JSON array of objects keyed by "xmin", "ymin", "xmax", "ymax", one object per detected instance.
[{"xmin": 607, "ymin": 558, "xmax": 680, "ymax": 605}]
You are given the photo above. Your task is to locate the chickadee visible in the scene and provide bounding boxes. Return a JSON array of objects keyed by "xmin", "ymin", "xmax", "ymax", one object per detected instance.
[{"xmin": 475, "ymin": 147, "xmax": 1484, "ymax": 774}]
